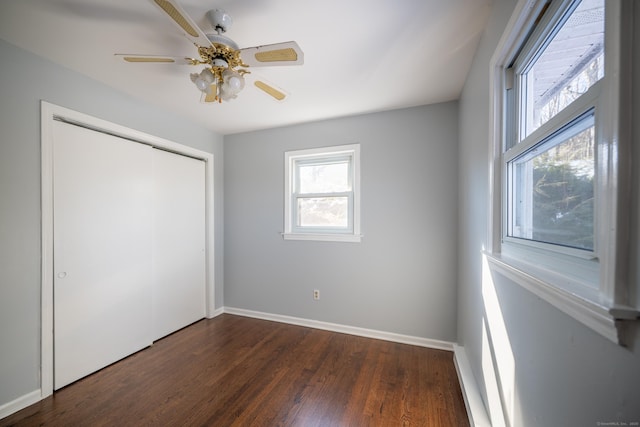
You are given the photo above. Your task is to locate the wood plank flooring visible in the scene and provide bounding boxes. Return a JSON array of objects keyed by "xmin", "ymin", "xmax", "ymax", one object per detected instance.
[{"xmin": 1, "ymin": 314, "xmax": 469, "ymax": 426}]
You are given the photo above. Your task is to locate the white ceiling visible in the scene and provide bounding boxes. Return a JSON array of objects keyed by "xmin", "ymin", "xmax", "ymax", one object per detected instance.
[{"xmin": 0, "ymin": 0, "xmax": 491, "ymax": 135}]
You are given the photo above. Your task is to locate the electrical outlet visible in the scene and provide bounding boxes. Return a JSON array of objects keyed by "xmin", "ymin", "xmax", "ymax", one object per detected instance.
[{"xmin": 313, "ymin": 289, "xmax": 320, "ymax": 300}]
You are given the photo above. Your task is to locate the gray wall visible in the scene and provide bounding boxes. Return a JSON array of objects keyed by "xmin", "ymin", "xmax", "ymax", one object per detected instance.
[
  {"xmin": 224, "ymin": 104, "xmax": 459, "ymax": 341},
  {"xmin": 0, "ymin": 38, "xmax": 224, "ymax": 407},
  {"xmin": 457, "ymin": 0, "xmax": 640, "ymax": 425}
]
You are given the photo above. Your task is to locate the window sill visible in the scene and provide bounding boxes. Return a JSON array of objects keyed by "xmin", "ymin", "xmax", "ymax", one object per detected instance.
[
  {"xmin": 483, "ymin": 251, "xmax": 639, "ymax": 346},
  {"xmin": 282, "ymin": 233, "xmax": 362, "ymax": 243}
]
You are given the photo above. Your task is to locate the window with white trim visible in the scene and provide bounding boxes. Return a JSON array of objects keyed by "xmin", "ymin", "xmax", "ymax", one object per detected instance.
[
  {"xmin": 487, "ymin": 0, "xmax": 638, "ymax": 345},
  {"xmin": 506, "ymin": 0, "xmax": 603, "ymax": 254},
  {"xmin": 284, "ymin": 144, "xmax": 361, "ymax": 242}
]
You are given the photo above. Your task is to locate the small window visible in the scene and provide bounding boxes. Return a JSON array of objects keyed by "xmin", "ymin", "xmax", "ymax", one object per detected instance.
[{"xmin": 284, "ymin": 144, "xmax": 361, "ymax": 242}]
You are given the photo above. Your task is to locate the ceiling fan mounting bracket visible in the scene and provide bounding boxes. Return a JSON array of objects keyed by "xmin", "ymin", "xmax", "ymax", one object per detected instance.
[{"xmin": 206, "ymin": 9, "xmax": 233, "ymax": 34}]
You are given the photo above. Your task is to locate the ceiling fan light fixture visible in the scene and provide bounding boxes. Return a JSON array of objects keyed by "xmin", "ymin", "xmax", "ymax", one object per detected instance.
[
  {"xmin": 218, "ymin": 89, "xmax": 236, "ymax": 102},
  {"xmin": 191, "ymin": 68, "xmax": 215, "ymax": 92},
  {"xmin": 221, "ymin": 69, "xmax": 245, "ymax": 94},
  {"xmin": 217, "ymin": 68, "xmax": 245, "ymax": 101}
]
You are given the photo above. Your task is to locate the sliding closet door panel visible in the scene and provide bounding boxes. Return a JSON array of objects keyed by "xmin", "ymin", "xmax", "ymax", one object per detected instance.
[
  {"xmin": 152, "ymin": 149, "xmax": 206, "ymax": 340},
  {"xmin": 53, "ymin": 121, "xmax": 153, "ymax": 389}
]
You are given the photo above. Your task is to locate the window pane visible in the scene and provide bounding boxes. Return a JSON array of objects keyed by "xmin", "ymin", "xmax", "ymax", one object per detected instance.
[
  {"xmin": 298, "ymin": 161, "xmax": 349, "ymax": 194},
  {"xmin": 297, "ymin": 197, "xmax": 348, "ymax": 228},
  {"xmin": 509, "ymin": 115, "xmax": 594, "ymax": 250},
  {"xmin": 523, "ymin": 0, "xmax": 604, "ymax": 137}
]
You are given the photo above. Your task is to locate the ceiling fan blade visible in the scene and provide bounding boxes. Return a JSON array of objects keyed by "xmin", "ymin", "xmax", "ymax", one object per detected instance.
[
  {"xmin": 240, "ymin": 41, "xmax": 304, "ymax": 67},
  {"xmin": 148, "ymin": 0, "xmax": 212, "ymax": 47},
  {"xmin": 115, "ymin": 54, "xmax": 198, "ymax": 65},
  {"xmin": 203, "ymin": 84, "xmax": 218, "ymax": 103},
  {"xmin": 253, "ymin": 80, "xmax": 288, "ymax": 101}
]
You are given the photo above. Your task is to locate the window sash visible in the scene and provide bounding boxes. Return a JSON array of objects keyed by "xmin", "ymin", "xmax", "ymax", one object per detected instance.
[
  {"xmin": 294, "ymin": 155, "xmax": 353, "ymax": 195},
  {"xmin": 292, "ymin": 154, "xmax": 354, "ymax": 233},
  {"xmin": 504, "ymin": 80, "xmax": 601, "ymax": 256},
  {"xmin": 292, "ymin": 192, "xmax": 354, "ymax": 233},
  {"xmin": 506, "ymin": 110, "xmax": 596, "ymax": 254},
  {"xmin": 283, "ymin": 144, "xmax": 361, "ymax": 241},
  {"xmin": 512, "ymin": 0, "xmax": 605, "ymax": 142},
  {"xmin": 486, "ymin": 0, "xmax": 638, "ymax": 345}
]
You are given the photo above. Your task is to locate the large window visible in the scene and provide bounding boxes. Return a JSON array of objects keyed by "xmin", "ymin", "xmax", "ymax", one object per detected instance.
[
  {"xmin": 505, "ymin": 0, "xmax": 603, "ymax": 254},
  {"xmin": 487, "ymin": 0, "xmax": 637, "ymax": 345},
  {"xmin": 284, "ymin": 144, "xmax": 361, "ymax": 242}
]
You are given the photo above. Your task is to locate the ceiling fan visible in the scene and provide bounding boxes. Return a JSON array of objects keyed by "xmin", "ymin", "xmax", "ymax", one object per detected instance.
[{"xmin": 116, "ymin": 0, "xmax": 304, "ymax": 103}]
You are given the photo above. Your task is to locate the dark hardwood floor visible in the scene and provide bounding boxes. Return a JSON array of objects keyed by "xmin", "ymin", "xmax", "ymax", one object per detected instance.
[{"xmin": 1, "ymin": 314, "xmax": 469, "ymax": 426}]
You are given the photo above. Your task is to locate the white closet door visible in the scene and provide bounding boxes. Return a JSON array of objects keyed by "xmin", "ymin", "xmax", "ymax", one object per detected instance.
[
  {"xmin": 53, "ymin": 121, "xmax": 153, "ymax": 390},
  {"xmin": 152, "ymin": 149, "xmax": 206, "ymax": 340}
]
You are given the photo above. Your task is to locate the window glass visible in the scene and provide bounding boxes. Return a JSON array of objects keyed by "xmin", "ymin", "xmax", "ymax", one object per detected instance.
[
  {"xmin": 509, "ymin": 112, "xmax": 594, "ymax": 250},
  {"xmin": 297, "ymin": 197, "xmax": 349, "ymax": 228},
  {"xmin": 521, "ymin": 0, "xmax": 604, "ymax": 138},
  {"xmin": 298, "ymin": 161, "xmax": 350, "ymax": 194}
]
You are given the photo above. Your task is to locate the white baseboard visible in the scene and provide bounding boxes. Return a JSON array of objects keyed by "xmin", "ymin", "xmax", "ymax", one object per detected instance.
[
  {"xmin": 0, "ymin": 389, "xmax": 41, "ymax": 420},
  {"xmin": 223, "ymin": 307, "xmax": 454, "ymax": 351},
  {"xmin": 207, "ymin": 306, "xmax": 225, "ymax": 319},
  {"xmin": 453, "ymin": 344, "xmax": 491, "ymax": 427}
]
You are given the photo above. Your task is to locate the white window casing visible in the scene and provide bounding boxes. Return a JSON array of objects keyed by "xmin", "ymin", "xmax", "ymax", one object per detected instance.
[
  {"xmin": 283, "ymin": 144, "xmax": 361, "ymax": 242},
  {"xmin": 486, "ymin": 0, "xmax": 638, "ymax": 345}
]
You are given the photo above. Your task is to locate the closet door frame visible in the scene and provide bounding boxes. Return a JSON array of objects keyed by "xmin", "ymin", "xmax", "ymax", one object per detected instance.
[{"xmin": 40, "ymin": 101, "xmax": 216, "ymax": 398}]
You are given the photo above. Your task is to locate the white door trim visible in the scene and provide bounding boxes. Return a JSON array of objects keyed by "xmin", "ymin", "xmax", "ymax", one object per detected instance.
[{"xmin": 40, "ymin": 101, "xmax": 216, "ymax": 398}]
